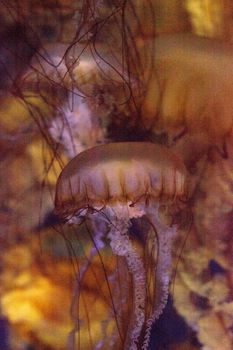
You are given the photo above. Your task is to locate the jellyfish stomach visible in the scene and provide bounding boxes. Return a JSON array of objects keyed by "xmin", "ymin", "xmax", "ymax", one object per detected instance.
[{"xmin": 49, "ymin": 91, "xmax": 106, "ymax": 158}]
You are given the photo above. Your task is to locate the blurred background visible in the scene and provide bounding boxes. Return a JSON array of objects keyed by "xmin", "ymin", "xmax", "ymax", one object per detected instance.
[{"xmin": 0, "ymin": 1, "xmax": 233, "ymax": 349}]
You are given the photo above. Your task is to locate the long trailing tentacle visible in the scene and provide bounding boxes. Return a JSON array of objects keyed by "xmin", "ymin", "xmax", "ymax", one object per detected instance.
[
  {"xmin": 106, "ymin": 208, "xmax": 146, "ymax": 350},
  {"xmin": 142, "ymin": 204, "xmax": 177, "ymax": 350}
]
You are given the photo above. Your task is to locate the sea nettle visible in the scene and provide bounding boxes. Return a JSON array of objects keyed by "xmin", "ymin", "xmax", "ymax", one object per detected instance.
[{"xmin": 55, "ymin": 142, "xmax": 188, "ymax": 350}]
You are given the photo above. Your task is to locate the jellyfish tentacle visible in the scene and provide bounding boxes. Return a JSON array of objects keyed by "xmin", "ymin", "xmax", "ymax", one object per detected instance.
[
  {"xmin": 67, "ymin": 217, "xmax": 107, "ymax": 350},
  {"xmin": 142, "ymin": 204, "xmax": 177, "ymax": 350},
  {"xmin": 55, "ymin": 142, "xmax": 188, "ymax": 349},
  {"xmin": 106, "ymin": 204, "xmax": 146, "ymax": 350}
]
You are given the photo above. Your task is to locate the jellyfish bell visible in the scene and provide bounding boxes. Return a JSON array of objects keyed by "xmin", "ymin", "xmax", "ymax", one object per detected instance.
[
  {"xmin": 22, "ymin": 38, "xmax": 136, "ymax": 160},
  {"xmin": 54, "ymin": 142, "xmax": 188, "ymax": 350},
  {"xmin": 55, "ymin": 142, "xmax": 187, "ymax": 215},
  {"xmin": 24, "ymin": 39, "xmax": 128, "ymax": 97},
  {"xmin": 140, "ymin": 33, "xmax": 233, "ymax": 151}
]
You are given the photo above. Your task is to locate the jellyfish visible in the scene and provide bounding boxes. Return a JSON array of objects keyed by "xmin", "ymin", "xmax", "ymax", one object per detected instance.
[
  {"xmin": 141, "ymin": 33, "xmax": 233, "ymax": 150},
  {"xmin": 22, "ymin": 39, "xmax": 131, "ymax": 159},
  {"xmin": 54, "ymin": 142, "xmax": 188, "ymax": 350}
]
